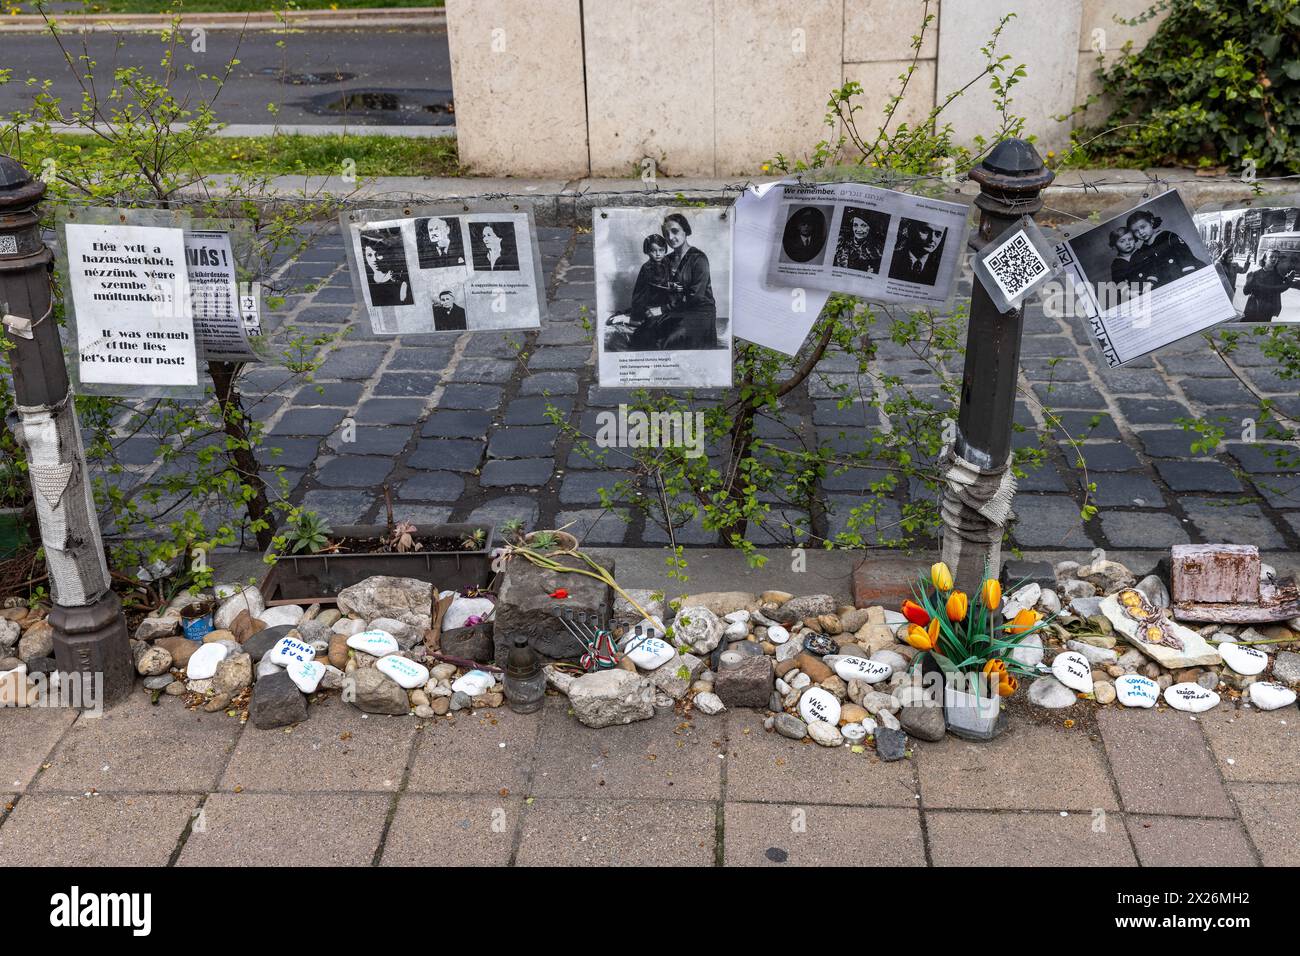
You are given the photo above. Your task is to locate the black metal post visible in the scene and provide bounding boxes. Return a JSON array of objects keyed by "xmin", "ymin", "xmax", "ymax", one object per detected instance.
[
  {"xmin": 0, "ymin": 155, "xmax": 134, "ymax": 709},
  {"xmin": 940, "ymin": 140, "xmax": 1054, "ymax": 592}
]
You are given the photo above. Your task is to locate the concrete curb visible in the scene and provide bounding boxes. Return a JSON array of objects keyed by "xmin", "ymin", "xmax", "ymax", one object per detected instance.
[
  {"xmin": 175, "ymin": 169, "xmax": 1300, "ymax": 228},
  {"xmin": 0, "ymin": 6, "xmax": 446, "ymax": 33}
]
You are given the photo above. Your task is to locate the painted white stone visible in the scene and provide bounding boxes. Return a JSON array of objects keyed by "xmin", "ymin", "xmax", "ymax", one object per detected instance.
[
  {"xmin": 798, "ymin": 686, "xmax": 841, "ymax": 727},
  {"xmin": 451, "ymin": 669, "xmax": 493, "ymax": 696},
  {"xmin": 267, "ymin": 637, "xmax": 315, "ymax": 668},
  {"xmin": 840, "ymin": 722, "xmax": 868, "ymax": 743},
  {"xmin": 442, "ymin": 597, "xmax": 495, "ymax": 632},
  {"xmin": 1114, "ymin": 673, "xmax": 1159, "ymax": 708},
  {"xmin": 1248, "ymin": 681, "xmax": 1296, "ymax": 710},
  {"xmin": 186, "ymin": 642, "xmax": 229, "ymax": 680},
  {"xmin": 1051, "ymin": 651, "xmax": 1093, "ymax": 694},
  {"xmin": 766, "ymin": 624, "xmax": 791, "ymax": 645},
  {"xmin": 1163, "ymin": 682, "xmax": 1220, "ymax": 713},
  {"xmin": 834, "ymin": 656, "xmax": 892, "ymax": 684},
  {"xmin": 1218, "ymin": 640, "xmax": 1268, "ymax": 676},
  {"xmin": 259, "ymin": 604, "xmax": 304, "ymax": 628},
  {"xmin": 287, "ymin": 660, "xmax": 326, "ymax": 693},
  {"xmin": 623, "ymin": 634, "xmax": 676, "ymax": 671},
  {"xmin": 347, "ymin": 630, "xmax": 401, "ymax": 658},
  {"xmin": 377, "ymin": 655, "xmax": 430, "ymax": 690}
]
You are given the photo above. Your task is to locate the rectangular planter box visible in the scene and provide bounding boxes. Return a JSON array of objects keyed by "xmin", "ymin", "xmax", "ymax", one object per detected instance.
[{"xmin": 260, "ymin": 523, "xmax": 494, "ymax": 606}]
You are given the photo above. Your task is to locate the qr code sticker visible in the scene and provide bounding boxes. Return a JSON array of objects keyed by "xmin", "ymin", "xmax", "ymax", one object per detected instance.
[
  {"xmin": 0, "ymin": 235, "xmax": 16, "ymax": 255},
  {"xmin": 984, "ymin": 229, "xmax": 1049, "ymax": 301}
]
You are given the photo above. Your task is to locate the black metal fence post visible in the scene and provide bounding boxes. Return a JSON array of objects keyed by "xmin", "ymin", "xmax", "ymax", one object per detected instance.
[
  {"xmin": 939, "ymin": 139, "xmax": 1055, "ymax": 593},
  {"xmin": 0, "ymin": 155, "xmax": 133, "ymax": 709}
]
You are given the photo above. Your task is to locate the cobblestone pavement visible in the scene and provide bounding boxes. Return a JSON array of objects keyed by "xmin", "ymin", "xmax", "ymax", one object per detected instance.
[
  {"xmin": 102, "ymin": 223, "xmax": 1300, "ymax": 556},
  {"xmin": 0, "ymin": 693, "xmax": 1292, "ymax": 866}
]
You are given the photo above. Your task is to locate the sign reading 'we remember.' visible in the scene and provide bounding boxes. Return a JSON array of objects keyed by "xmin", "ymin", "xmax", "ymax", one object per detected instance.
[{"xmin": 63, "ymin": 223, "xmax": 199, "ymax": 393}]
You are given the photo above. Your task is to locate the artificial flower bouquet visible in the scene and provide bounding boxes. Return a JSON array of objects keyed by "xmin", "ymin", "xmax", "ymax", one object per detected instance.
[{"xmin": 900, "ymin": 561, "xmax": 1052, "ymax": 701}]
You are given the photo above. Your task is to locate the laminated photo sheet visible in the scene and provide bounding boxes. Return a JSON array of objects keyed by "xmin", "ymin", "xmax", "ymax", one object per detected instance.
[
  {"xmin": 56, "ymin": 205, "xmax": 204, "ymax": 400},
  {"xmin": 184, "ymin": 221, "xmax": 264, "ymax": 363},
  {"xmin": 342, "ymin": 205, "xmax": 547, "ymax": 335},
  {"xmin": 1054, "ymin": 191, "xmax": 1237, "ymax": 368},
  {"xmin": 1193, "ymin": 195, "xmax": 1300, "ymax": 325},
  {"xmin": 764, "ymin": 181, "xmax": 971, "ymax": 310},
  {"xmin": 732, "ymin": 180, "xmax": 831, "ymax": 356},
  {"xmin": 594, "ymin": 206, "xmax": 734, "ymax": 389}
]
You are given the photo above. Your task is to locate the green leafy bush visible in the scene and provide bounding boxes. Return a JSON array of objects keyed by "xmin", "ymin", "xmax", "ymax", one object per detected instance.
[{"xmin": 1071, "ymin": 0, "xmax": 1300, "ymax": 171}]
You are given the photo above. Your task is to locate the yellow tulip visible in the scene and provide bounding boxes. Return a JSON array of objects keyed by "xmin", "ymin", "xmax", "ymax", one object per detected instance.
[
  {"xmin": 981, "ymin": 578, "xmax": 1002, "ymax": 610},
  {"xmin": 946, "ymin": 590, "xmax": 969, "ymax": 623},
  {"xmin": 930, "ymin": 562, "xmax": 954, "ymax": 591},
  {"xmin": 905, "ymin": 623, "xmax": 936, "ymax": 651}
]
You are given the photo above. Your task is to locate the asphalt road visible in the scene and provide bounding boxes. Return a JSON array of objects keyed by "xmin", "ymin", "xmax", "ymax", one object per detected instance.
[{"xmin": 0, "ymin": 26, "xmax": 453, "ymax": 127}]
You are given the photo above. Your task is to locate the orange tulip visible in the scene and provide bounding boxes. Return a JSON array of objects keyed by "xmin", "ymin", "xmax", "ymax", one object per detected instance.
[
  {"xmin": 927, "ymin": 617, "xmax": 942, "ymax": 650},
  {"xmin": 930, "ymin": 562, "xmax": 954, "ymax": 591},
  {"xmin": 946, "ymin": 590, "xmax": 969, "ymax": 623},
  {"xmin": 1006, "ymin": 608, "xmax": 1039, "ymax": 635},
  {"xmin": 982, "ymin": 658, "xmax": 1008, "ymax": 678},
  {"xmin": 901, "ymin": 599, "xmax": 930, "ymax": 627},
  {"xmin": 981, "ymin": 578, "xmax": 1002, "ymax": 610}
]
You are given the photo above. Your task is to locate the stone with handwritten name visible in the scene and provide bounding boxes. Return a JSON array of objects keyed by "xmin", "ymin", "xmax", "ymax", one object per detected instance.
[
  {"xmin": 1050, "ymin": 650, "xmax": 1093, "ymax": 694},
  {"xmin": 798, "ymin": 686, "xmax": 841, "ymax": 726},
  {"xmin": 1218, "ymin": 640, "xmax": 1268, "ymax": 677},
  {"xmin": 833, "ymin": 656, "xmax": 892, "ymax": 684},
  {"xmin": 1114, "ymin": 673, "xmax": 1159, "ymax": 708},
  {"xmin": 376, "ymin": 655, "xmax": 430, "ymax": 690},
  {"xmin": 286, "ymin": 659, "xmax": 327, "ymax": 693},
  {"xmin": 267, "ymin": 636, "xmax": 315, "ymax": 668},
  {"xmin": 1163, "ymin": 682, "xmax": 1220, "ymax": 713},
  {"xmin": 622, "ymin": 633, "xmax": 675, "ymax": 670},
  {"xmin": 346, "ymin": 630, "xmax": 401, "ymax": 658},
  {"xmin": 1248, "ymin": 681, "xmax": 1296, "ymax": 711}
]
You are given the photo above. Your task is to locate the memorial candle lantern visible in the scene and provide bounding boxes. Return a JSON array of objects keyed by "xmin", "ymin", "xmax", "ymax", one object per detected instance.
[{"xmin": 503, "ymin": 635, "xmax": 545, "ymax": 714}]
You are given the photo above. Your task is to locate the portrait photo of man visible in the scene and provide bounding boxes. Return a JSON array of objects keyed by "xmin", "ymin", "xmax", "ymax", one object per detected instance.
[
  {"xmin": 888, "ymin": 218, "xmax": 947, "ymax": 286},
  {"xmin": 432, "ymin": 288, "xmax": 467, "ymax": 331},
  {"xmin": 415, "ymin": 216, "xmax": 466, "ymax": 270}
]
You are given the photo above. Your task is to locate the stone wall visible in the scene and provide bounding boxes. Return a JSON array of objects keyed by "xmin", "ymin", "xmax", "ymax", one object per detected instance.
[{"xmin": 446, "ymin": 0, "xmax": 1169, "ymax": 177}]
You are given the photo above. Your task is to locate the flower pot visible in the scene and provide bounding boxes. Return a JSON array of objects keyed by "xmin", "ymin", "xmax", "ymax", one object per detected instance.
[
  {"xmin": 523, "ymin": 530, "xmax": 579, "ymax": 553},
  {"xmin": 943, "ymin": 674, "xmax": 1007, "ymax": 742},
  {"xmin": 260, "ymin": 523, "xmax": 494, "ymax": 606}
]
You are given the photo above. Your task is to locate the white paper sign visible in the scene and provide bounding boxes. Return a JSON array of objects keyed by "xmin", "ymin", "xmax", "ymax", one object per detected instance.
[
  {"xmin": 1055, "ymin": 191, "xmax": 1236, "ymax": 367},
  {"xmin": 185, "ymin": 230, "xmax": 259, "ymax": 362},
  {"xmin": 346, "ymin": 212, "xmax": 544, "ymax": 335},
  {"xmin": 764, "ymin": 181, "xmax": 970, "ymax": 308},
  {"xmin": 64, "ymin": 223, "xmax": 198, "ymax": 390},
  {"xmin": 732, "ymin": 182, "xmax": 830, "ymax": 356}
]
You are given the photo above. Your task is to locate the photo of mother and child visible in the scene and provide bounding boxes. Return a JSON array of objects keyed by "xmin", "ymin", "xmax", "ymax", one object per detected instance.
[
  {"xmin": 605, "ymin": 212, "xmax": 723, "ymax": 352},
  {"xmin": 1105, "ymin": 208, "xmax": 1207, "ymax": 290}
]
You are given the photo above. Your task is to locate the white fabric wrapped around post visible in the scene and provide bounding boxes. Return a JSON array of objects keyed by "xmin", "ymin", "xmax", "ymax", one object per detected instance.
[
  {"xmin": 939, "ymin": 444, "xmax": 1017, "ymax": 591},
  {"xmin": 13, "ymin": 388, "xmax": 112, "ymax": 608}
]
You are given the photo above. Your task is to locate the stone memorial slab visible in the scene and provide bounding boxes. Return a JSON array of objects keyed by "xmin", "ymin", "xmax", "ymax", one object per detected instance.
[{"xmin": 1101, "ymin": 591, "xmax": 1221, "ymax": 669}]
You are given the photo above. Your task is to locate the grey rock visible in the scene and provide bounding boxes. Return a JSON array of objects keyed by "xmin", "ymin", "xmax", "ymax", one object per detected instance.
[
  {"xmin": 775, "ymin": 713, "xmax": 807, "ymax": 740},
  {"xmin": 898, "ymin": 697, "xmax": 945, "ymax": 742},
  {"xmin": 669, "ymin": 605, "xmax": 725, "ymax": 655},
  {"xmin": 1273, "ymin": 651, "xmax": 1300, "ymax": 686},
  {"xmin": 1135, "ymin": 574, "xmax": 1170, "ymax": 610},
  {"xmin": 648, "ymin": 652, "xmax": 704, "ymax": 700},
  {"xmin": 347, "ymin": 667, "xmax": 409, "ymax": 715},
  {"xmin": 1028, "ymin": 676, "xmax": 1077, "ymax": 709},
  {"xmin": 0, "ymin": 618, "xmax": 20, "ymax": 648},
  {"xmin": 214, "ymin": 585, "xmax": 265, "ymax": 631},
  {"xmin": 134, "ymin": 615, "xmax": 181, "ymax": 642},
  {"xmin": 450, "ymin": 690, "xmax": 472, "ymax": 711},
  {"xmin": 807, "ymin": 720, "xmax": 843, "ymax": 747},
  {"xmin": 440, "ymin": 623, "xmax": 495, "ymax": 664},
  {"xmin": 613, "ymin": 588, "xmax": 665, "ymax": 626},
  {"xmin": 249, "ymin": 670, "xmax": 308, "ymax": 729},
  {"xmin": 494, "ymin": 554, "xmax": 612, "ymax": 665},
  {"xmin": 769, "ymin": 594, "xmax": 836, "ymax": 625},
  {"xmin": 143, "ymin": 674, "xmax": 173, "ymax": 690},
  {"xmin": 336, "ymin": 575, "xmax": 435, "ymax": 630},
  {"xmin": 875, "ymin": 727, "xmax": 908, "ymax": 761},
  {"xmin": 694, "ymin": 691, "xmax": 726, "ymax": 715},
  {"xmin": 255, "ymin": 658, "xmax": 283, "ymax": 680},
  {"xmin": 1066, "ymin": 639, "xmax": 1118, "ymax": 666},
  {"xmin": 17, "ymin": 628, "xmax": 54, "ymax": 662},
  {"xmin": 212, "ymin": 653, "xmax": 253, "ymax": 697},
  {"xmin": 241, "ymin": 625, "xmax": 295, "ymax": 663},
  {"xmin": 568, "ymin": 669, "xmax": 654, "ymax": 727},
  {"xmin": 714, "ymin": 655, "xmax": 773, "ymax": 708},
  {"xmin": 1077, "ymin": 559, "xmax": 1136, "ymax": 593},
  {"xmin": 135, "ymin": 646, "xmax": 172, "ymax": 677},
  {"xmin": 1010, "ymin": 633, "xmax": 1044, "ymax": 668}
]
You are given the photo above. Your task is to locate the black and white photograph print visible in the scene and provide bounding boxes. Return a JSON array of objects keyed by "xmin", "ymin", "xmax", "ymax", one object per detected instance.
[
  {"xmin": 887, "ymin": 217, "xmax": 947, "ymax": 286},
  {"xmin": 431, "ymin": 286, "xmax": 468, "ymax": 331},
  {"xmin": 594, "ymin": 207, "xmax": 733, "ymax": 389},
  {"xmin": 1068, "ymin": 191, "xmax": 1212, "ymax": 301},
  {"xmin": 831, "ymin": 206, "xmax": 890, "ymax": 274},
  {"xmin": 1195, "ymin": 204, "xmax": 1300, "ymax": 324},
  {"xmin": 779, "ymin": 204, "xmax": 832, "ymax": 264},
  {"xmin": 414, "ymin": 215, "xmax": 466, "ymax": 269},
  {"xmin": 359, "ymin": 227, "xmax": 414, "ymax": 307},
  {"xmin": 469, "ymin": 220, "xmax": 520, "ymax": 272}
]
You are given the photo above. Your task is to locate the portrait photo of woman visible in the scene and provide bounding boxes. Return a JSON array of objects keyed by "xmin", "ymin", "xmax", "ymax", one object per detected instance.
[
  {"xmin": 1124, "ymin": 208, "xmax": 1206, "ymax": 289},
  {"xmin": 359, "ymin": 227, "xmax": 413, "ymax": 308},
  {"xmin": 469, "ymin": 221, "xmax": 520, "ymax": 272},
  {"xmin": 832, "ymin": 207, "xmax": 890, "ymax": 274}
]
